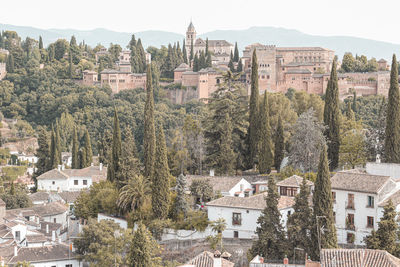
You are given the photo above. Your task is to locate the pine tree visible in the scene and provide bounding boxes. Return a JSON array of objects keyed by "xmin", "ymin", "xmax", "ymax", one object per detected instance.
[
  {"xmin": 365, "ymin": 230, "xmax": 380, "ymax": 249},
  {"xmin": 152, "ymin": 126, "xmax": 170, "ymax": 219},
  {"xmin": 311, "ymin": 145, "xmax": 337, "ymax": 259},
  {"xmin": 376, "ymin": 200, "xmax": 397, "ymax": 254},
  {"xmin": 248, "ymin": 49, "xmax": 260, "ymax": 168},
  {"xmin": 274, "ymin": 116, "xmax": 285, "ymax": 172},
  {"xmin": 71, "ymin": 126, "xmax": 79, "ymax": 169},
  {"xmin": 346, "ymin": 101, "xmax": 355, "ymax": 121},
  {"xmin": 217, "ymin": 114, "xmax": 236, "ymax": 175},
  {"xmin": 34, "ymin": 129, "xmax": 51, "ymax": 187},
  {"xmin": 385, "ymin": 54, "xmax": 400, "ymax": 163},
  {"xmin": 182, "ymin": 39, "xmax": 188, "ymax": 64},
  {"xmin": 193, "ymin": 53, "xmax": 199, "ymax": 72},
  {"xmin": 84, "ymin": 129, "xmax": 92, "ymax": 166},
  {"xmin": 128, "ymin": 223, "xmax": 160, "ymax": 266},
  {"xmin": 323, "ymin": 57, "xmax": 340, "ymax": 170},
  {"xmin": 107, "ymin": 108, "xmax": 122, "ymax": 182},
  {"xmin": 233, "ymin": 42, "xmax": 239, "ymax": 62},
  {"xmin": 258, "ymin": 92, "xmax": 274, "ymax": 174},
  {"xmin": 250, "ymin": 176, "xmax": 287, "ymax": 260},
  {"xmin": 39, "ymin": 36, "xmax": 43, "ymax": 50},
  {"xmin": 143, "ymin": 65, "xmax": 156, "ymax": 179},
  {"xmin": 287, "ymin": 178, "xmax": 313, "ymax": 257},
  {"xmin": 174, "ymin": 174, "xmax": 189, "ymax": 218},
  {"xmin": 7, "ymin": 54, "xmax": 14, "ymax": 73}
]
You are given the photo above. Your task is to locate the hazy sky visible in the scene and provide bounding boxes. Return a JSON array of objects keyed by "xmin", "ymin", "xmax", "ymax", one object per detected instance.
[{"xmin": 2, "ymin": 0, "xmax": 400, "ymax": 43}]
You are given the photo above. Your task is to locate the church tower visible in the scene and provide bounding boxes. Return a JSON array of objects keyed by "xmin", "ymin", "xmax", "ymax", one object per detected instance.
[{"xmin": 186, "ymin": 21, "xmax": 196, "ymax": 59}]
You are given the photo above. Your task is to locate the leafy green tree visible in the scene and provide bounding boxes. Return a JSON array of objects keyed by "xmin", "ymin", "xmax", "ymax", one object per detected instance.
[
  {"xmin": 128, "ymin": 222, "xmax": 161, "ymax": 267},
  {"xmin": 248, "ymin": 50, "xmax": 260, "ymax": 168},
  {"xmin": 190, "ymin": 179, "xmax": 214, "ymax": 204},
  {"xmin": 152, "ymin": 126, "xmax": 170, "ymax": 219},
  {"xmin": 84, "ymin": 129, "xmax": 92, "ymax": 166},
  {"xmin": 116, "ymin": 127, "xmax": 140, "ymax": 187},
  {"xmin": 341, "ymin": 53, "xmax": 355, "ymax": 72},
  {"xmin": 385, "ymin": 54, "xmax": 400, "ymax": 163},
  {"xmin": 287, "ymin": 178, "xmax": 313, "ymax": 257},
  {"xmin": 250, "ymin": 176, "xmax": 287, "ymax": 260},
  {"xmin": 144, "ymin": 65, "xmax": 156, "ymax": 179},
  {"xmin": 311, "ymin": 145, "xmax": 337, "ymax": 260},
  {"xmin": 108, "ymin": 108, "xmax": 122, "ymax": 182},
  {"xmin": 71, "ymin": 126, "xmax": 79, "ymax": 169},
  {"xmin": 174, "ymin": 174, "xmax": 189, "ymax": 218},
  {"xmin": 216, "ymin": 114, "xmax": 236, "ymax": 175},
  {"xmin": 323, "ymin": 57, "xmax": 340, "ymax": 170},
  {"xmin": 258, "ymin": 92, "xmax": 274, "ymax": 174},
  {"xmin": 365, "ymin": 230, "xmax": 380, "ymax": 249},
  {"xmin": 339, "ymin": 128, "xmax": 366, "ymax": 169},
  {"xmin": 274, "ymin": 116, "xmax": 285, "ymax": 172},
  {"xmin": 345, "ymin": 100, "xmax": 355, "ymax": 121},
  {"xmin": 375, "ymin": 200, "xmax": 397, "ymax": 254},
  {"xmin": 7, "ymin": 53, "xmax": 14, "ymax": 73}
]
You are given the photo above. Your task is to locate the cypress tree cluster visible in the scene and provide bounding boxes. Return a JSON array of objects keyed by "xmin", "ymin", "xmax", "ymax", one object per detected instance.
[
  {"xmin": 34, "ymin": 129, "xmax": 51, "ymax": 187},
  {"xmin": 233, "ymin": 42, "xmax": 239, "ymax": 62},
  {"xmin": 258, "ymin": 92, "xmax": 274, "ymax": 174},
  {"xmin": 248, "ymin": 49, "xmax": 260, "ymax": 169},
  {"xmin": 311, "ymin": 145, "xmax": 337, "ymax": 259},
  {"xmin": 49, "ymin": 124, "xmax": 61, "ymax": 169},
  {"xmin": 274, "ymin": 116, "xmax": 285, "ymax": 172},
  {"xmin": 128, "ymin": 34, "xmax": 147, "ymax": 73},
  {"xmin": 384, "ymin": 54, "xmax": 400, "ymax": 163},
  {"xmin": 151, "ymin": 126, "xmax": 170, "ymax": 219},
  {"xmin": 323, "ymin": 57, "xmax": 340, "ymax": 170},
  {"xmin": 107, "ymin": 108, "xmax": 122, "ymax": 182},
  {"xmin": 216, "ymin": 114, "xmax": 236, "ymax": 175},
  {"xmin": 71, "ymin": 126, "xmax": 79, "ymax": 169},
  {"xmin": 143, "ymin": 65, "xmax": 156, "ymax": 179},
  {"xmin": 84, "ymin": 129, "xmax": 92, "ymax": 166}
]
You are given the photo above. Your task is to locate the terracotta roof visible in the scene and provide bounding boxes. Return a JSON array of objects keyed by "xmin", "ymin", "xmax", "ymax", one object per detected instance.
[
  {"xmin": 206, "ymin": 192, "xmax": 295, "ymax": 210},
  {"xmin": 175, "ymin": 63, "xmax": 191, "ymax": 71},
  {"xmin": 331, "ymin": 171, "xmax": 392, "ymax": 194},
  {"xmin": 321, "ymin": 249, "xmax": 400, "ymax": 267},
  {"xmin": 7, "ymin": 244, "xmax": 78, "ymax": 264},
  {"xmin": 277, "ymin": 175, "xmax": 314, "ymax": 188},
  {"xmin": 185, "ymin": 251, "xmax": 234, "ymax": 267},
  {"xmin": 29, "ymin": 192, "xmax": 50, "ymax": 202},
  {"xmin": 186, "ymin": 175, "xmax": 245, "ymax": 193}
]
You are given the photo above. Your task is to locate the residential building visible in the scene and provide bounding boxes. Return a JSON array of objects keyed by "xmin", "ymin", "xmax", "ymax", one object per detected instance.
[
  {"xmin": 178, "ymin": 250, "xmax": 234, "ymax": 267},
  {"xmin": 82, "ymin": 70, "xmax": 98, "ymax": 86},
  {"xmin": 250, "ymin": 255, "xmax": 319, "ymax": 267},
  {"xmin": 330, "ymin": 170, "xmax": 397, "ymax": 245},
  {"xmin": 206, "ymin": 192, "xmax": 294, "ymax": 239},
  {"xmin": 185, "ymin": 175, "xmax": 253, "ymax": 198},
  {"xmin": 320, "ymin": 249, "xmax": 400, "ymax": 267},
  {"xmin": 277, "ymin": 175, "xmax": 314, "ymax": 197},
  {"xmin": 95, "ymin": 47, "xmax": 109, "ymax": 62},
  {"xmin": 36, "ymin": 164, "xmax": 106, "ymax": 192}
]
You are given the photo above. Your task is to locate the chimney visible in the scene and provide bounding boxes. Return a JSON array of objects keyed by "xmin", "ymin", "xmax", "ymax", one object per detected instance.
[
  {"xmin": 283, "ymin": 257, "xmax": 289, "ymax": 265},
  {"xmin": 46, "ymin": 224, "xmax": 49, "ymax": 234},
  {"xmin": 52, "ymin": 231, "xmax": 56, "ymax": 242},
  {"xmin": 259, "ymin": 257, "xmax": 264, "ymax": 263},
  {"xmin": 57, "ymin": 165, "xmax": 61, "ymax": 171},
  {"xmin": 213, "ymin": 251, "xmax": 222, "ymax": 267},
  {"xmin": 99, "ymin": 163, "xmax": 103, "ymax": 171},
  {"xmin": 13, "ymin": 246, "xmax": 18, "ymax": 257},
  {"xmin": 210, "ymin": 169, "xmax": 215, "ymax": 177}
]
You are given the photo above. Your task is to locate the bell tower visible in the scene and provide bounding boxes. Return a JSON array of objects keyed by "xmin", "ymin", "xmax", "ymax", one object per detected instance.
[{"xmin": 186, "ymin": 21, "xmax": 196, "ymax": 54}]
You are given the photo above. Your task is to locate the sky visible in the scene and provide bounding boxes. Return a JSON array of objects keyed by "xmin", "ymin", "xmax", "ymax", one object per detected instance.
[{"xmin": 2, "ymin": 0, "xmax": 400, "ymax": 44}]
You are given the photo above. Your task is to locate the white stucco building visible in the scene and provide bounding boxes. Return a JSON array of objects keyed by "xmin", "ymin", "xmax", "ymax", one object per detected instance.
[{"xmin": 37, "ymin": 165, "xmax": 106, "ymax": 192}]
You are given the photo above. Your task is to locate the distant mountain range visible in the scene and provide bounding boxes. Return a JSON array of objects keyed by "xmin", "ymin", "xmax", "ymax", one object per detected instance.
[{"xmin": 1, "ymin": 23, "xmax": 399, "ymax": 60}]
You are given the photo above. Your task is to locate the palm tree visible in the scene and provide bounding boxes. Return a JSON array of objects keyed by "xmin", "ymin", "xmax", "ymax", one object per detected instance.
[{"xmin": 117, "ymin": 175, "xmax": 150, "ymax": 215}]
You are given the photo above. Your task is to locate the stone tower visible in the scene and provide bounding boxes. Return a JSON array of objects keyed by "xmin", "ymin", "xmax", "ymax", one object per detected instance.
[{"xmin": 186, "ymin": 21, "xmax": 196, "ymax": 60}]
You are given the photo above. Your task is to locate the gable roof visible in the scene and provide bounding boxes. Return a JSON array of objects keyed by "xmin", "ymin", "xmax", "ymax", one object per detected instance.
[
  {"xmin": 206, "ymin": 193, "xmax": 295, "ymax": 211},
  {"xmin": 7, "ymin": 244, "xmax": 78, "ymax": 264},
  {"xmin": 37, "ymin": 166, "xmax": 107, "ymax": 182},
  {"xmin": 29, "ymin": 191, "xmax": 50, "ymax": 202},
  {"xmin": 33, "ymin": 201, "xmax": 68, "ymax": 217},
  {"xmin": 331, "ymin": 171, "xmax": 392, "ymax": 194},
  {"xmin": 277, "ymin": 175, "xmax": 314, "ymax": 188},
  {"xmin": 321, "ymin": 249, "xmax": 400, "ymax": 267},
  {"xmin": 186, "ymin": 175, "xmax": 246, "ymax": 193},
  {"xmin": 194, "ymin": 38, "xmax": 232, "ymax": 47},
  {"xmin": 185, "ymin": 251, "xmax": 234, "ymax": 267}
]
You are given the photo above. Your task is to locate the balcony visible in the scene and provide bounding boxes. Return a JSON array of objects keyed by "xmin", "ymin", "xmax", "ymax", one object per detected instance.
[
  {"xmin": 232, "ymin": 219, "xmax": 242, "ymax": 226},
  {"xmin": 346, "ymin": 201, "xmax": 355, "ymax": 210},
  {"xmin": 346, "ymin": 223, "xmax": 356, "ymax": 231}
]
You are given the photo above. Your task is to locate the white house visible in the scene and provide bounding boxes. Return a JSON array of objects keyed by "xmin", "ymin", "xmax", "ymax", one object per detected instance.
[
  {"xmin": 206, "ymin": 193, "xmax": 295, "ymax": 239},
  {"xmin": 330, "ymin": 170, "xmax": 399, "ymax": 246},
  {"xmin": 37, "ymin": 164, "xmax": 106, "ymax": 192},
  {"xmin": 186, "ymin": 175, "xmax": 253, "ymax": 197}
]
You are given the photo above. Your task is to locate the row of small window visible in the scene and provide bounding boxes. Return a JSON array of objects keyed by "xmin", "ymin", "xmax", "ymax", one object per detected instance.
[
  {"xmin": 331, "ymin": 192, "xmax": 374, "ymax": 208},
  {"xmin": 52, "ymin": 180, "xmax": 87, "ymax": 185},
  {"xmin": 334, "ymin": 212, "xmax": 374, "ymax": 228},
  {"xmin": 51, "ymin": 265, "xmax": 72, "ymax": 267}
]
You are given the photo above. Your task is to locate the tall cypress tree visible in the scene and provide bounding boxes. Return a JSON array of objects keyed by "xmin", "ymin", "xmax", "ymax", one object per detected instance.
[
  {"xmin": 55, "ymin": 122, "xmax": 62, "ymax": 166},
  {"xmin": 258, "ymin": 92, "xmax": 274, "ymax": 174},
  {"xmin": 68, "ymin": 49, "xmax": 73, "ymax": 78},
  {"xmin": 345, "ymin": 101, "xmax": 355, "ymax": 121},
  {"xmin": 287, "ymin": 178, "xmax": 313, "ymax": 258},
  {"xmin": 71, "ymin": 126, "xmax": 79, "ymax": 169},
  {"xmin": 323, "ymin": 57, "xmax": 340, "ymax": 170},
  {"xmin": 233, "ymin": 42, "xmax": 239, "ymax": 62},
  {"xmin": 274, "ymin": 115, "xmax": 285, "ymax": 172},
  {"xmin": 34, "ymin": 129, "xmax": 51, "ymax": 187},
  {"xmin": 228, "ymin": 58, "xmax": 235, "ymax": 72},
  {"xmin": 189, "ymin": 39, "xmax": 194, "ymax": 66},
  {"xmin": 84, "ymin": 129, "xmax": 92, "ymax": 166},
  {"xmin": 144, "ymin": 64, "xmax": 156, "ymax": 179},
  {"xmin": 182, "ymin": 39, "xmax": 188, "ymax": 64},
  {"xmin": 193, "ymin": 53, "xmax": 199, "ymax": 72},
  {"xmin": 79, "ymin": 148, "xmax": 87, "ymax": 169},
  {"xmin": 384, "ymin": 54, "xmax": 400, "ymax": 163},
  {"xmin": 49, "ymin": 126, "xmax": 57, "ymax": 169},
  {"xmin": 250, "ymin": 176, "xmax": 287, "ymax": 260},
  {"xmin": 116, "ymin": 127, "xmax": 140, "ymax": 188},
  {"xmin": 248, "ymin": 49, "xmax": 260, "ymax": 168},
  {"xmin": 217, "ymin": 114, "xmax": 236, "ymax": 175},
  {"xmin": 237, "ymin": 60, "xmax": 243, "ymax": 72},
  {"xmin": 311, "ymin": 145, "xmax": 337, "ymax": 259},
  {"xmin": 152, "ymin": 126, "xmax": 170, "ymax": 219},
  {"xmin": 206, "ymin": 52, "xmax": 212, "ymax": 68},
  {"xmin": 205, "ymin": 38, "xmax": 209, "ymax": 57},
  {"xmin": 6, "ymin": 54, "xmax": 14, "ymax": 73},
  {"xmin": 108, "ymin": 108, "xmax": 122, "ymax": 182},
  {"xmin": 352, "ymin": 91, "xmax": 357, "ymax": 113},
  {"xmin": 39, "ymin": 36, "xmax": 43, "ymax": 50}
]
